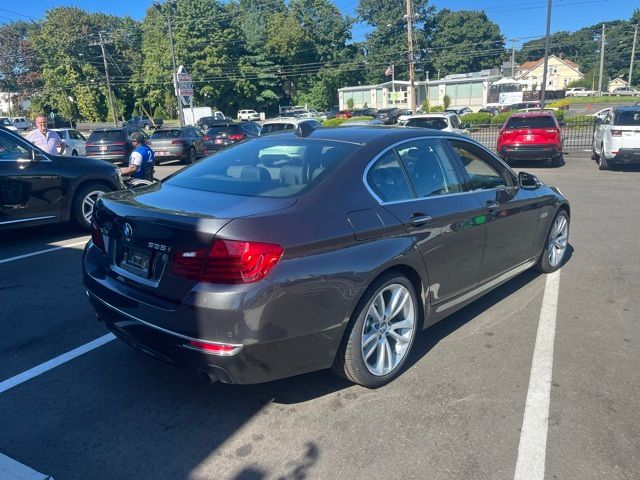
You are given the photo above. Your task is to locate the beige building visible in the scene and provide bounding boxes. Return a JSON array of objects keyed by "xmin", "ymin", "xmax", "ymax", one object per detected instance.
[
  {"xmin": 608, "ymin": 77, "xmax": 627, "ymax": 92},
  {"xmin": 516, "ymin": 55, "xmax": 584, "ymax": 91}
]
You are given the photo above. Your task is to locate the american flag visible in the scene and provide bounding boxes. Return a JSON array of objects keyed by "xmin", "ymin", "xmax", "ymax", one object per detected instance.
[{"xmin": 385, "ymin": 65, "xmax": 394, "ymax": 76}]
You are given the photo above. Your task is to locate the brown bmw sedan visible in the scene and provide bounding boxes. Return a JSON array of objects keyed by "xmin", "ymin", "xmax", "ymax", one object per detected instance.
[{"xmin": 83, "ymin": 126, "xmax": 570, "ymax": 388}]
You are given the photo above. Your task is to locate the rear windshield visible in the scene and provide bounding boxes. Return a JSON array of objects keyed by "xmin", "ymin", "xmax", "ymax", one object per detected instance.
[
  {"xmin": 205, "ymin": 125, "xmax": 239, "ymax": 136},
  {"xmin": 261, "ymin": 123, "xmax": 295, "ymax": 134},
  {"xmin": 506, "ymin": 116, "xmax": 556, "ymax": 129},
  {"xmin": 151, "ymin": 129, "xmax": 182, "ymax": 139},
  {"xmin": 87, "ymin": 130, "xmax": 125, "ymax": 142},
  {"xmin": 614, "ymin": 110, "xmax": 640, "ymax": 126},
  {"xmin": 165, "ymin": 139, "xmax": 359, "ymax": 197},
  {"xmin": 406, "ymin": 118, "xmax": 448, "ymax": 130}
]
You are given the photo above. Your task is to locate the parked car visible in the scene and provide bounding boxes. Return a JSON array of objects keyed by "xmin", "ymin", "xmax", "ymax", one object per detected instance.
[
  {"xmin": 83, "ymin": 125, "xmax": 570, "ymax": 387},
  {"xmin": 497, "ymin": 112, "xmax": 563, "ymax": 166},
  {"xmin": 501, "ymin": 101, "xmax": 540, "ymax": 113},
  {"xmin": 11, "ymin": 117, "xmax": 32, "ymax": 130},
  {"xmin": 123, "ymin": 115, "xmax": 163, "ymax": 130},
  {"xmin": 85, "ymin": 126, "xmax": 148, "ymax": 164},
  {"xmin": 445, "ymin": 107, "xmax": 473, "ymax": 115},
  {"xmin": 341, "ymin": 118, "xmax": 384, "ymax": 126},
  {"xmin": 260, "ymin": 117, "xmax": 323, "ymax": 135},
  {"xmin": 403, "ymin": 113, "xmax": 470, "ymax": 136},
  {"xmin": 203, "ymin": 121, "xmax": 260, "ymax": 154},
  {"xmin": 565, "ymin": 87, "xmax": 595, "ymax": 97},
  {"xmin": 592, "ymin": 107, "xmax": 612, "ymax": 121},
  {"xmin": 0, "ymin": 127, "xmax": 123, "ymax": 230},
  {"xmin": 352, "ymin": 108, "xmax": 378, "ymax": 117},
  {"xmin": 591, "ymin": 106, "xmax": 640, "ymax": 170},
  {"xmin": 196, "ymin": 113, "xmax": 228, "ymax": 130},
  {"xmin": 610, "ymin": 87, "xmax": 640, "ymax": 97},
  {"xmin": 237, "ymin": 109, "xmax": 260, "ymax": 121},
  {"xmin": 478, "ymin": 106, "xmax": 500, "ymax": 116},
  {"xmin": 0, "ymin": 117, "xmax": 19, "ymax": 133},
  {"xmin": 335, "ymin": 110, "xmax": 353, "ymax": 119},
  {"xmin": 376, "ymin": 107, "xmax": 402, "ymax": 125},
  {"xmin": 147, "ymin": 127, "xmax": 205, "ymax": 165},
  {"xmin": 51, "ymin": 128, "xmax": 87, "ymax": 156}
]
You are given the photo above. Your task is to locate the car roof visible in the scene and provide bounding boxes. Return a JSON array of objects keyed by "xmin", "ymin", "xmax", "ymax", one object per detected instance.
[
  {"xmin": 612, "ymin": 106, "xmax": 640, "ymax": 112},
  {"xmin": 509, "ymin": 111, "xmax": 556, "ymax": 118},
  {"xmin": 264, "ymin": 125, "xmax": 465, "ymax": 145},
  {"xmin": 407, "ymin": 113, "xmax": 453, "ymax": 118},
  {"xmin": 261, "ymin": 117, "xmax": 320, "ymax": 125}
]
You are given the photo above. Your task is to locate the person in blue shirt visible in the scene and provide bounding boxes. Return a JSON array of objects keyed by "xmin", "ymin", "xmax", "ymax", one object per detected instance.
[{"xmin": 120, "ymin": 132, "xmax": 155, "ymax": 180}]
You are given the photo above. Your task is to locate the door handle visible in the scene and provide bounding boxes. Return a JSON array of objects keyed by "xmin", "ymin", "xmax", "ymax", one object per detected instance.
[
  {"xmin": 410, "ymin": 214, "xmax": 432, "ymax": 226},
  {"xmin": 485, "ymin": 200, "xmax": 499, "ymax": 211}
]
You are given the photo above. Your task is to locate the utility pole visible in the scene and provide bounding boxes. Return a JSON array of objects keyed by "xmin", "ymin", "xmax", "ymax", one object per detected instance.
[
  {"xmin": 539, "ymin": 0, "xmax": 553, "ymax": 109},
  {"xmin": 511, "ymin": 43, "xmax": 516, "ymax": 78},
  {"xmin": 629, "ymin": 24, "xmax": 638, "ymax": 88},
  {"xmin": 598, "ymin": 24, "xmax": 606, "ymax": 95},
  {"xmin": 405, "ymin": 0, "xmax": 417, "ymax": 113},
  {"xmin": 154, "ymin": 0, "xmax": 183, "ymax": 127},
  {"xmin": 97, "ymin": 32, "xmax": 118, "ymax": 126}
]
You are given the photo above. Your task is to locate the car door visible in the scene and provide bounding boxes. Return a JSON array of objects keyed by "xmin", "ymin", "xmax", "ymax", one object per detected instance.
[
  {"xmin": 446, "ymin": 139, "xmax": 544, "ymax": 282},
  {"xmin": 366, "ymin": 138, "xmax": 487, "ymax": 306},
  {"xmin": 0, "ymin": 130, "xmax": 63, "ymax": 226},
  {"xmin": 68, "ymin": 129, "xmax": 87, "ymax": 155},
  {"xmin": 594, "ymin": 110, "xmax": 612, "ymax": 154},
  {"xmin": 191, "ymin": 128, "xmax": 205, "ymax": 155}
]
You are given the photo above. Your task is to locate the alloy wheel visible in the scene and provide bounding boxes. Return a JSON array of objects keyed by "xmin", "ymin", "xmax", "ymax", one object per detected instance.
[
  {"xmin": 82, "ymin": 190, "xmax": 104, "ymax": 223},
  {"xmin": 360, "ymin": 284, "xmax": 416, "ymax": 376},
  {"xmin": 547, "ymin": 213, "xmax": 569, "ymax": 268}
]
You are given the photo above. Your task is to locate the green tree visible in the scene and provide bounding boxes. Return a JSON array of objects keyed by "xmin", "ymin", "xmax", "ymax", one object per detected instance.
[{"xmin": 426, "ymin": 9, "xmax": 504, "ymax": 76}]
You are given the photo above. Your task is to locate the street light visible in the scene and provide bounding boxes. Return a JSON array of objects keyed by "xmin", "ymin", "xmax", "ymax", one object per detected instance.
[{"xmin": 154, "ymin": 0, "xmax": 184, "ymax": 126}]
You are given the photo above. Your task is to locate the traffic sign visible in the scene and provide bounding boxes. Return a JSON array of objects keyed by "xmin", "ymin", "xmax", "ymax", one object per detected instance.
[{"xmin": 177, "ymin": 65, "xmax": 193, "ymax": 105}]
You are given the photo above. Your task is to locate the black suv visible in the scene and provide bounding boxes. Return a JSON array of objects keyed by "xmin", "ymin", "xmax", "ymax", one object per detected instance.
[
  {"xmin": 376, "ymin": 108, "xmax": 402, "ymax": 124},
  {"xmin": 122, "ymin": 116, "xmax": 163, "ymax": 130},
  {"xmin": 0, "ymin": 127, "xmax": 123, "ymax": 230},
  {"xmin": 85, "ymin": 127, "xmax": 148, "ymax": 164}
]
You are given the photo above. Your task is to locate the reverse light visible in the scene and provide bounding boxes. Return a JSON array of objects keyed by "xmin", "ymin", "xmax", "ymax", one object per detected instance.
[
  {"xmin": 185, "ymin": 339, "xmax": 242, "ymax": 356},
  {"xmin": 171, "ymin": 240, "xmax": 284, "ymax": 284},
  {"xmin": 91, "ymin": 219, "xmax": 105, "ymax": 252}
]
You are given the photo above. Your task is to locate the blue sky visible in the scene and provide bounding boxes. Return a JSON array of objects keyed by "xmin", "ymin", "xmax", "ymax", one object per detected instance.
[{"xmin": 0, "ymin": 0, "xmax": 637, "ymax": 46}]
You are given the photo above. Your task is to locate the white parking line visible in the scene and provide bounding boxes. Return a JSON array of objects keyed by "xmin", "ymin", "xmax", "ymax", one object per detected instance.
[
  {"xmin": 0, "ymin": 239, "xmax": 89, "ymax": 265},
  {"xmin": 514, "ymin": 270, "xmax": 561, "ymax": 480},
  {"xmin": 0, "ymin": 453, "xmax": 52, "ymax": 479},
  {"xmin": 0, "ymin": 333, "xmax": 115, "ymax": 395}
]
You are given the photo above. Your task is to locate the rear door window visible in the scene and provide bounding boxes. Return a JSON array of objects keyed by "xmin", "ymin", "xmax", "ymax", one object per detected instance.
[
  {"xmin": 366, "ymin": 151, "xmax": 413, "ymax": 203},
  {"xmin": 614, "ymin": 110, "xmax": 640, "ymax": 126}
]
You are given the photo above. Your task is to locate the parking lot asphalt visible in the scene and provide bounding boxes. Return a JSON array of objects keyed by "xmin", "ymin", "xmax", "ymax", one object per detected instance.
[{"xmin": 0, "ymin": 154, "xmax": 638, "ymax": 480}]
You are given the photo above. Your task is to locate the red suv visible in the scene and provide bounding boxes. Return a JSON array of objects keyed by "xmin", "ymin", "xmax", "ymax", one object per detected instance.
[{"xmin": 497, "ymin": 112, "xmax": 563, "ymax": 166}]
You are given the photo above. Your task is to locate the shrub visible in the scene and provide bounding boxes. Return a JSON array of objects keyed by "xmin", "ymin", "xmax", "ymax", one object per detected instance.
[
  {"xmin": 548, "ymin": 99, "xmax": 570, "ymax": 110},
  {"xmin": 430, "ymin": 105, "xmax": 444, "ymax": 112},
  {"xmin": 323, "ymin": 117, "xmax": 346, "ymax": 126},
  {"xmin": 443, "ymin": 95, "xmax": 451, "ymax": 110},
  {"xmin": 460, "ymin": 112, "xmax": 492, "ymax": 126},
  {"xmin": 421, "ymin": 100, "xmax": 430, "ymax": 112},
  {"xmin": 565, "ymin": 115, "xmax": 595, "ymax": 124},
  {"xmin": 553, "ymin": 110, "xmax": 564, "ymax": 122},
  {"xmin": 491, "ymin": 112, "xmax": 511, "ymax": 125},
  {"xmin": 346, "ymin": 98, "xmax": 354, "ymax": 109}
]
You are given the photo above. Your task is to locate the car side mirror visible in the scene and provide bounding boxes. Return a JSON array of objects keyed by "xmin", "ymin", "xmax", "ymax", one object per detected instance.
[
  {"xmin": 594, "ymin": 117, "xmax": 603, "ymax": 125},
  {"xmin": 518, "ymin": 171, "xmax": 541, "ymax": 189},
  {"xmin": 558, "ymin": 121, "xmax": 566, "ymax": 127}
]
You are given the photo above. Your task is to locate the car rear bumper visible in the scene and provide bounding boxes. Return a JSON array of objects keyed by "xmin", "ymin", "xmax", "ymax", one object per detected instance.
[
  {"xmin": 499, "ymin": 145, "xmax": 560, "ymax": 160},
  {"xmin": 82, "ymin": 243, "xmax": 345, "ymax": 384},
  {"xmin": 86, "ymin": 153, "xmax": 128, "ymax": 163},
  {"xmin": 611, "ymin": 148, "xmax": 640, "ymax": 164}
]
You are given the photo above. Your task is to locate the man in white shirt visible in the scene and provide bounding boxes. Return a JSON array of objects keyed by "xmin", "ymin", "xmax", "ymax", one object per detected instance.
[{"xmin": 26, "ymin": 114, "xmax": 64, "ymax": 155}]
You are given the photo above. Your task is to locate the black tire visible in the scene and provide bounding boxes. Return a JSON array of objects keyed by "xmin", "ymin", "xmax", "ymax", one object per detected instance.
[
  {"xmin": 71, "ymin": 149, "xmax": 78, "ymax": 156},
  {"xmin": 183, "ymin": 146, "xmax": 196, "ymax": 164},
  {"xmin": 534, "ymin": 209, "xmax": 570, "ymax": 274},
  {"xmin": 202, "ymin": 123, "xmax": 209, "ymax": 130},
  {"xmin": 591, "ymin": 141, "xmax": 599, "ymax": 160},
  {"xmin": 333, "ymin": 272, "xmax": 419, "ymax": 388},
  {"xmin": 597, "ymin": 144, "xmax": 609, "ymax": 170},
  {"xmin": 72, "ymin": 183, "xmax": 110, "ymax": 230},
  {"xmin": 551, "ymin": 153, "xmax": 563, "ymax": 168}
]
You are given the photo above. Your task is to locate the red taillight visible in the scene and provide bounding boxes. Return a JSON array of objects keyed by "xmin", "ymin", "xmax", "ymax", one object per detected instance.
[
  {"xmin": 186, "ymin": 340, "xmax": 241, "ymax": 355},
  {"xmin": 171, "ymin": 139, "xmax": 185, "ymax": 144},
  {"xmin": 228, "ymin": 133, "xmax": 244, "ymax": 141},
  {"xmin": 91, "ymin": 219, "xmax": 105, "ymax": 252},
  {"xmin": 171, "ymin": 239, "xmax": 284, "ymax": 284},
  {"xmin": 203, "ymin": 135, "xmax": 211, "ymax": 141},
  {"xmin": 611, "ymin": 130, "xmax": 622, "ymax": 137}
]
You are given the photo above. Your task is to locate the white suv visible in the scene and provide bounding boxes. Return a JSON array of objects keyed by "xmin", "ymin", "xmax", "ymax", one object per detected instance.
[
  {"xmin": 237, "ymin": 109, "xmax": 260, "ymax": 121},
  {"xmin": 11, "ymin": 117, "xmax": 32, "ymax": 130},
  {"xmin": 260, "ymin": 117, "xmax": 322, "ymax": 135},
  {"xmin": 401, "ymin": 113, "xmax": 470, "ymax": 136},
  {"xmin": 592, "ymin": 106, "xmax": 640, "ymax": 170}
]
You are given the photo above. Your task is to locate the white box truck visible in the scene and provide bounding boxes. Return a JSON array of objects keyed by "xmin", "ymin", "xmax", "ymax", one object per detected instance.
[{"xmin": 182, "ymin": 106, "xmax": 212, "ymax": 126}]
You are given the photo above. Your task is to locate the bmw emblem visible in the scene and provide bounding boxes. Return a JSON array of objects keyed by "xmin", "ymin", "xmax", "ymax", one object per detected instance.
[{"xmin": 123, "ymin": 222, "xmax": 133, "ymax": 241}]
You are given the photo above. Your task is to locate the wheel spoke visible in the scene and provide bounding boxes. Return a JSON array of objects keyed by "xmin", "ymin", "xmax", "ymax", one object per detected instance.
[
  {"xmin": 383, "ymin": 339, "xmax": 394, "ymax": 372},
  {"xmin": 388, "ymin": 290, "xmax": 409, "ymax": 321},
  {"xmin": 374, "ymin": 339, "xmax": 387, "ymax": 372},
  {"xmin": 363, "ymin": 341, "xmax": 378, "ymax": 361},
  {"xmin": 362, "ymin": 331, "xmax": 377, "ymax": 348},
  {"xmin": 368, "ymin": 303, "xmax": 382, "ymax": 324},
  {"xmin": 84, "ymin": 196, "xmax": 96, "ymax": 207},
  {"xmin": 387, "ymin": 329, "xmax": 409, "ymax": 344},
  {"xmin": 389, "ymin": 318, "xmax": 413, "ymax": 332}
]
